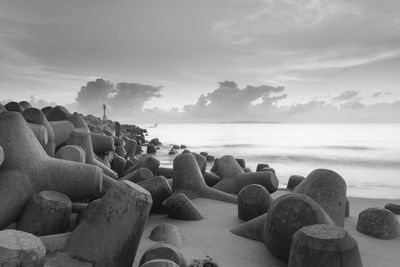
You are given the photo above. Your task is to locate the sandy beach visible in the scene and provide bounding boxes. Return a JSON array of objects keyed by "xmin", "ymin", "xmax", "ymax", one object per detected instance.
[{"xmin": 134, "ymin": 192, "xmax": 400, "ymax": 267}]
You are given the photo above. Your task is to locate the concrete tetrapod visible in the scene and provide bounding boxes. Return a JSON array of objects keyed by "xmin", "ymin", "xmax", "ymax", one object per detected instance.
[
  {"xmin": 49, "ymin": 120, "xmax": 75, "ymax": 147},
  {"xmin": 0, "ymin": 145, "xmax": 3, "ymax": 167},
  {"xmin": 230, "ymin": 213, "xmax": 268, "ymax": 242},
  {"xmin": 286, "ymin": 175, "xmax": 304, "ymax": 190},
  {"xmin": 5, "ymin": 101, "xmax": 24, "ymax": 112},
  {"xmin": 288, "ymin": 224, "xmax": 363, "ymax": 267},
  {"xmin": 157, "ymin": 167, "xmax": 221, "ymax": 187},
  {"xmin": 356, "ymin": 207, "xmax": 400, "ymax": 239},
  {"xmin": 238, "ymin": 184, "xmax": 272, "ymax": 221},
  {"xmin": 0, "ymin": 112, "xmax": 103, "ymax": 229},
  {"xmin": 110, "ymin": 153, "xmax": 126, "ymax": 178},
  {"xmin": 263, "ymin": 193, "xmax": 333, "ymax": 262},
  {"xmin": 139, "ymin": 243, "xmax": 188, "ymax": 267},
  {"xmin": 137, "ymin": 176, "xmax": 172, "ymax": 211},
  {"xmin": 163, "ymin": 193, "xmax": 204, "ymax": 220},
  {"xmin": 140, "ymin": 259, "xmax": 180, "ymax": 267},
  {"xmin": 55, "ymin": 145, "xmax": 86, "ymax": 163},
  {"xmin": 172, "ymin": 153, "xmax": 237, "ymax": 204},
  {"xmin": 90, "ymin": 132, "xmax": 115, "ymax": 154},
  {"xmin": 213, "ymin": 171, "xmax": 279, "ymax": 195},
  {"xmin": 45, "ymin": 105, "xmax": 71, "ymax": 121},
  {"xmin": 150, "ymin": 224, "xmax": 183, "ymax": 248},
  {"xmin": 67, "ymin": 180, "xmax": 152, "ymax": 267},
  {"xmin": 67, "ymin": 127, "xmax": 118, "ymax": 179},
  {"xmin": 23, "ymin": 108, "xmax": 56, "ymax": 156},
  {"xmin": 0, "ymin": 229, "xmax": 46, "ymax": 266},
  {"xmin": 121, "ymin": 167, "xmax": 154, "ymax": 183},
  {"xmin": 123, "ymin": 137, "xmax": 137, "ymax": 160},
  {"xmin": 214, "ymin": 155, "xmax": 244, "ymax": 178},
  {"xmin": 19, "ymin": 101, "xmax": 32, "ymax": 110},
  {"xmin": 294, "ymin": 169, "xmax": 347, "ymax": 227},
  {"xmin": 17, "ymin": 191, "xmax": 72, "ymax": 236},
  {"xmin": 28, "ymin": 123, "xmax": 48, "ymax": 147}
]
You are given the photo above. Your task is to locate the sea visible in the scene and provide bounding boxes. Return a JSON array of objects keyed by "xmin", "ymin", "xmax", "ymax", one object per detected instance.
[{"xmin": 141, "ymin": 123, "xmax": 400, "ymax": 199}]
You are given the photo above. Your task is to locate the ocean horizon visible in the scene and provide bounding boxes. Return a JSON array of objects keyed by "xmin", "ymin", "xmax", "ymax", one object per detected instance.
[{"xmin": 141, "ymin": 122, "xmax": 400, "ymax": 199}]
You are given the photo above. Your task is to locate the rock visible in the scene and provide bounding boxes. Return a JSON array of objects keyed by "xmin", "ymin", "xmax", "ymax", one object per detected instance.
[
  {"xmin": 294, "ymin": 169, "xmax": 347, "ymax": 227},
  {"xmin": 0, "ymin": 112, "xmax": 102, "ymax": 229},
  {"xmin": 181, "ymin": 149, "xmax": 191, "ymax": 154},
  {"xmin": 256, "ymin": 163, "xmax": 270, "ymax": 172},
  {"xmin": 55, "ymin": 145, "xmax": 86, "ymax": 163},
  {"xmin": 286, "ymin": 175, "xmax": 304, "ymax": 190},
  {"xmin": 139, "ymin": 244, "xmax": 187, "ymax": 267},
  {"xmin": 356, "ymin": 207, "xmax": 400, "ymax": 239},
  {"xmin": 172, "ymin": 153, "xmax": 237, "ymax": 203},
  {"xmin": 5, "ymin": 101, "xmax": 24, "ymax": 112},
  {"xmin": 0, "ymin": 229, "xmax": 46, "ymax": 266},
  {"xmin": 238, "ymin": 184, "xmax": 272, "ymax": 221},
  {"xmin": 180, "ymin": 144, "xmax": 186, "ymax": 149},
  {"xmin": 236, "ymin": 158, "xmax": 246, "ymax": 168},
  {"xmin": 150, "ymin": 138, "xmax": 161, "ymax": 146},
  {"xmin": 67, "ymin": 180, "xmax": 152, "ymax": 267},
  {"xmin": 384, "ymin": 203, "xmax": 400, "ymax": 214},
  {"xmin": 17, "ymin": 191, "xmax": 72, "ymax": 236},
  {"xmin": 213, "ymin": 171, "xmax": 279, "ymax": 194},
  {"xmin": 138, "ymin": 176, "xmax": 172, "ymax": 211},
  {"xmin": 263, "ymin": 193, "xmax": 333, "ymax": 261},
  {"xmin": 230, "ymin": 213, "xmax": 267, "ymax": 242},
  {"xmin": 150, "ymin": 224, "xmax": 183, "ymax": 248},
  {"xmin": 168, "ymin": 149, "xmax": 177, "ymax": 155},
  {"xmin": 140, "ymin": 259, "xmax": 180, "ymax": 267},
  {"xmin": 172, "ymin": 144, "xmax": 180, "ymax": 149},
  {"xmin": 163, "ymin": 193, "xmax": 204, "ymax": 221},
  {"xmin": 288, "ymin": 224, "xmax": 362, "ymax": 267}
]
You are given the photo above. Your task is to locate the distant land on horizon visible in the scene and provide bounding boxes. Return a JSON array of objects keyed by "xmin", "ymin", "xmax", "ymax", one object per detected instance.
[{"xmin": 218, "ymin": 120, "xmax": 281, "ymax": 124}]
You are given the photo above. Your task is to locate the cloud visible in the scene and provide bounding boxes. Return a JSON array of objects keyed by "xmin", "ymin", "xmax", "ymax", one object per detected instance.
[
  {"xmin": 182, "ymin": 81, "xmax": 286, "ymax": 120},
  {"xmin": 331, "ymin": 90, "xmax": 359, "ymax": 101},
  {"xmin": 75, "ymin": 78, "xmax": 162, "ymax": 117}
]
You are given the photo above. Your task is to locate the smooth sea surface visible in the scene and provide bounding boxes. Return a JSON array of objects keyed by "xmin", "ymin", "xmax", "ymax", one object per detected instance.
[{"xmin": 142, "ymin": 123, "xmax": 400, "ymax": 199}]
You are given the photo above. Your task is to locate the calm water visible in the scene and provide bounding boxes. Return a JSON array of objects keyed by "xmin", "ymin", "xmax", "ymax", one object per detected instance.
[{"xmin": 142, "ymin": 123, "xmax": 400, "ymax": 199}]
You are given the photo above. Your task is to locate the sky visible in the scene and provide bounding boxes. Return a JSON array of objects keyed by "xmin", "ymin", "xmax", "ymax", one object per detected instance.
[{"xmin": 1, "ymin": 0, "xmax": 400, "ymax": 123}]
